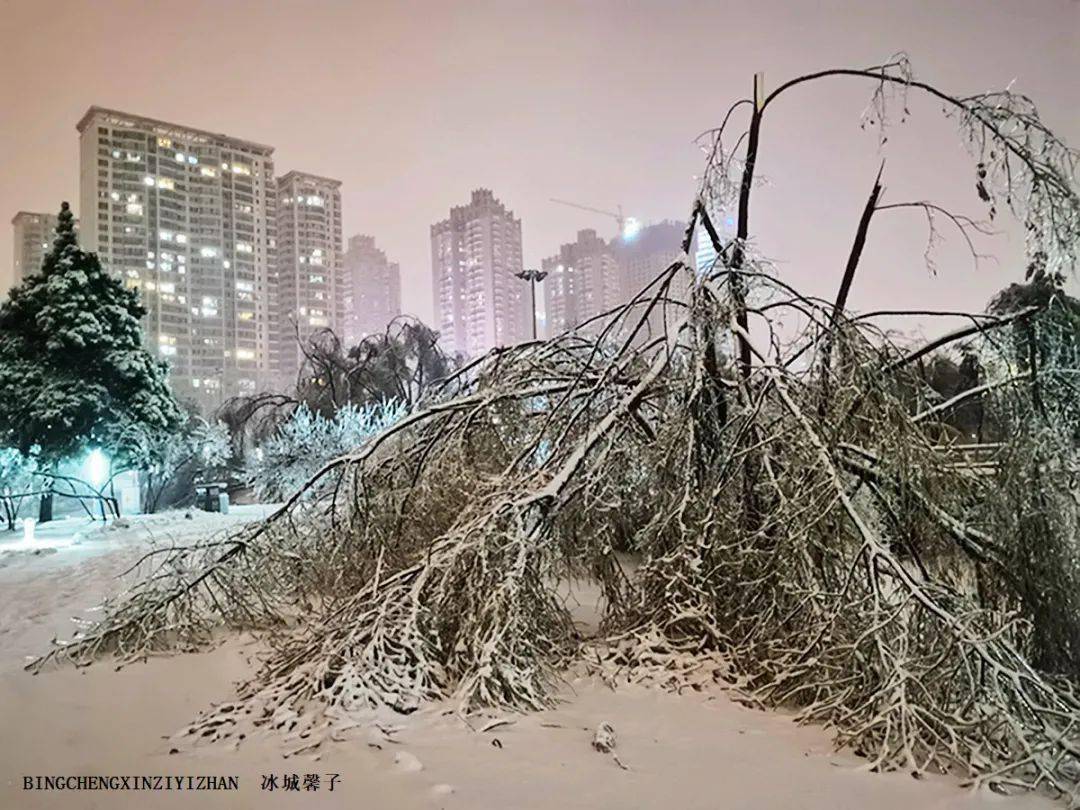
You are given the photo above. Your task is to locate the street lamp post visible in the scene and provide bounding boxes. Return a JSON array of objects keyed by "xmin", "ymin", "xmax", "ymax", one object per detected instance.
[{"xmin": 514, "ymin": 268, "xmax": 548, "ymax": 341}]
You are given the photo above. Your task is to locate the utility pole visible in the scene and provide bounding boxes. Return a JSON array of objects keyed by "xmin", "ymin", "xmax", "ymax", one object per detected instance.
[{"xmin": 514, "ymin": 269, "xmax": 548, "ymax": 340}]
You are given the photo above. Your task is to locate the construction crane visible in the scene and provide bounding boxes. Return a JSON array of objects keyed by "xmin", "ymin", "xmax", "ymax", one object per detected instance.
[{"xmin": 550, "ymin": 198, "xmax": 640, "ymax": 240}]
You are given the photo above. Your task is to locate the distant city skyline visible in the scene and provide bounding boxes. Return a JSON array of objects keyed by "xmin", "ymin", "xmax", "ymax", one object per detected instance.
[{"xmin": 1, "ymin": 1, "xmax": 1076, "ymax": 336}]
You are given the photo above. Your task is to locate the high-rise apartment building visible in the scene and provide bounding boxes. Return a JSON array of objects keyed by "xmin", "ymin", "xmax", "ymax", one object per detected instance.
[
  {"xmin": 430, "ymin": 189, "xmax": 528, "ymax": 358},
  {"xmin": 693, "ymin": 206, "xmax": 735, "ymax": 277},
  {"xmin": 541, "ymin": 228, "xmax": 619, "ymax": 338},
  {"xmin": 343, "ymin": 234, "xmax": 401, "ymax": 345},
  {"xmin": 76, "ymin": 107, "xmax": 276, "ymax": 408},
  {"xmin": 10, "ymin": 211, "xmax": 58, "ymax": 288},
  {"xmin": 273, "ymin": 172, "xmax": 344, "ymax": 383},
  {"xmin": 612, "ymin": 220, "xmax": 686, "ymax": 302},
  {"xmin": 610, "ymin": 220, "xmax": 688, "ymax": 338}
]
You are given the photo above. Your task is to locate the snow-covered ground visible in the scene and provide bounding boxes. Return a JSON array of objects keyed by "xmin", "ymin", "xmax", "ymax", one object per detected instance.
[{"xmin": 0, "ymin": 508, "xmax": 1057, "ymax": 809}]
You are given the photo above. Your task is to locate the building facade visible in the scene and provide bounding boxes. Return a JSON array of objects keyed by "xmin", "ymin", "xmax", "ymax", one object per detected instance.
[
  {"xmin": 693, "ymin": 204, "xmax": 735, "ymax": 277},
  {"xmin": 430, "ymin": 188, "xmax": 528, "ymax": 358},
  {"xmin": 541, "ymin": 228, "xmax": 619, "ymax": 338},
  {"xmin": 343, "ymin": 234, "xmax": 401, "ymax": 346},
  {"xmin": 11, "ymin": 211, "xmax": 59, "ymax": 289},
  {"xmin": 273, "ymin": 171, "xmax": 344, "ymax": 384},
  {"xmin": 76, "ymin": 107, "xmax": 277, "ymax": 408}
]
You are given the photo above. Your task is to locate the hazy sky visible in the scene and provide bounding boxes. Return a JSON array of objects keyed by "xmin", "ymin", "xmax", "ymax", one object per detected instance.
[{"xmin": 1, "ymin": 0, "xmax": 1077, "ymax": 328}]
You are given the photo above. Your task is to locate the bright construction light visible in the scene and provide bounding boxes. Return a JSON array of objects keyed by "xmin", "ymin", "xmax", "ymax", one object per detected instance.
[
  {"xmin": 23, "ymin": 517, "xmax": 35, "ymax": 544},
  {"xmin": 621, "ymin": 217, "xmax": 641, "ymax": 241},
  {"xmin": 86, "ymin": 449, "xmax": 109, "ymax": 488}
]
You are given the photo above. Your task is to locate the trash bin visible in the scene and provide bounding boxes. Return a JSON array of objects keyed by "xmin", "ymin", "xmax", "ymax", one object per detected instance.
[{"xmin": 194, "ymin": 482, "xmax": 226, "ymax": 512}]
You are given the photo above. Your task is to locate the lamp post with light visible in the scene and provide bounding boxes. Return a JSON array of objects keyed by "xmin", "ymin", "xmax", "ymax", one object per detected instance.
[{"xmin": 514, "ymin": 269, "xmax": 548, "ymax": 341}]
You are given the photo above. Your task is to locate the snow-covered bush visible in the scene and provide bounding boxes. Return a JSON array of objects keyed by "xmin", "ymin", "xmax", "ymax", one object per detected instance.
[
  {"xmin": 245, "ymin": 400, "xmax": 405, "ymax": 502},
  {"xmin": 0, "ymin": 447, "xmax": 39, "ymax": 530}
]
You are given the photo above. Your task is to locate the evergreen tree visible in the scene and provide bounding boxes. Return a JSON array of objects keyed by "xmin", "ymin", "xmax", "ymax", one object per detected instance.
[{"xmin": 0, "ymin": 202, "xmax": 183, "ymax": 517}]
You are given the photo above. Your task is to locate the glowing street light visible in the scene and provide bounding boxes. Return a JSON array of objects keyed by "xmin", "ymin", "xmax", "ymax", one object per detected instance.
[
  {"xmin": 514, "ymin": 269, "xmax": 548, "ymax": 341},
  {"xmin": 86, "ymin": 449, "xmax": 109, "ymax": 488}
]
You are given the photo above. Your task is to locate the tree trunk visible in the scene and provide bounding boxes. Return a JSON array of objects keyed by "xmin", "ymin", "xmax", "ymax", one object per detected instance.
[{"xmin": 38, "ymin": 490, "xmax": 53, "ymax": 523}]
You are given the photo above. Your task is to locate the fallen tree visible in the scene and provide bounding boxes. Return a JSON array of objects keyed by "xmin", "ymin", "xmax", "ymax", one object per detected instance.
[{"xmin": 29, "ymin": 57, "xmax": 1080, "ymax": 801}]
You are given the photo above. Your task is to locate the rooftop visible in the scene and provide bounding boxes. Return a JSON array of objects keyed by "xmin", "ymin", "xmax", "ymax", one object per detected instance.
[
  {"xmin": 76, "ymin": 106, "xmax": 274, "ymax": 155},
  {"xmin": 278, "ymin": 170, "xmax": 342, "ymax": 188},
  {"xmin": 11, "ymin": 211, "xmax": 57, "ymax": 225}
]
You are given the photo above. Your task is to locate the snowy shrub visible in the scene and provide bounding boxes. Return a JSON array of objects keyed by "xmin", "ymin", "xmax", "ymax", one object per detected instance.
[
  {"xmin": 245, "ymin": 400, "xmax": 405, "ymax": 502},
  {"xmin": 0, "ymin": 447, "xmax": 39, "ymax": 530}
]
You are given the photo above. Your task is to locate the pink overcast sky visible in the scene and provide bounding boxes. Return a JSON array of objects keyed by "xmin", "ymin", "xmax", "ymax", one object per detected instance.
[{"xmin": 1, "ymin": 0, "xmax": 1077, "ymax": 329}]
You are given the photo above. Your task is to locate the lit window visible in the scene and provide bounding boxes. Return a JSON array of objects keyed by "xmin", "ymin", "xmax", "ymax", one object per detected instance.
[
  {"xmin": 236, "ymin": 242, "xmax": 253, "ymax": 254},
  {"xmin": 200, "ymin": 247, "xmax": 218, "ymax": 258},
  {"xmin": 175, "ymin": 233, "xmax": 188, "ymax": 244},
  {"xmin": 126, "ymin": 203, "xmax": 143, "ymax": 215},
  {"xmin": 175, "ymin": 152, "xmax": 185, "ymax": 163},
  {"xmin": 157, "ymin": 136, "xmax": 172, "ymax": 148},
  {"xmin": 157, "ymin": 178, "xmax": 174, "ymax": 190},
  {"xmin": 143, "ymin": 176, "xmax": 155, "ymax": 186},
  {"xmin": 200, "ymin": 166, "xmax": 217, "ymax": 177},
  {"xmin": 236, "ymin": 349, "xmax": 255, "ymax": 360}
]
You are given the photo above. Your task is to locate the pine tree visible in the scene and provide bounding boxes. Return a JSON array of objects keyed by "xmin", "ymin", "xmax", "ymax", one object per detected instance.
[{"xmin": 0, "ymin": 202, "xmax": 183, "ymax": 518}]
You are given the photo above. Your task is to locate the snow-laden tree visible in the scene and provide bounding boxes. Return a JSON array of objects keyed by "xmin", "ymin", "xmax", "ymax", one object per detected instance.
[
  {"xmin": 244, "ymin": 400, "xmax": 404, "ymax": 501},
  {"xmin": 0, "ymin": 203, "xmax": 184, "ymax": 519},
  {"xmin": 133, "ymin": 417, "xmax": 232, "ymax": 513},
  {"xmin": 218, "ymin": 318, "xmax": 450, "ymax": 459}
]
